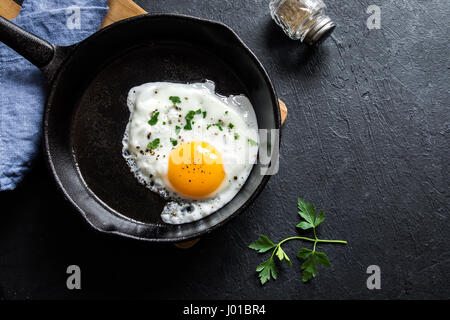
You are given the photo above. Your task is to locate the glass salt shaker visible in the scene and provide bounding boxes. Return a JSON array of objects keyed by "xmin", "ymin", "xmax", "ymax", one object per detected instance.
[{"xmin": 269, "ymin": 0, "xmax": 335, "ymax": 45}]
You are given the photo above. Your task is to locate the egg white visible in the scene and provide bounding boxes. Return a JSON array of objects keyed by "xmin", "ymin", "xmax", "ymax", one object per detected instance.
[{"xmin": 122, "ymin": 81, "xmax": 259, "ymax": 224}]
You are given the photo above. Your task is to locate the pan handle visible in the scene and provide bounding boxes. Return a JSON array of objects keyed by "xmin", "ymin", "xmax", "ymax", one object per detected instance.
[{"xmin": 0, "ymin": 16, "xmax": 56, "ymax": 69}]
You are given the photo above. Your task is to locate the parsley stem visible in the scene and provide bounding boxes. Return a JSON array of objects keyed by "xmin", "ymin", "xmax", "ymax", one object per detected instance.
[
  {"xmin": 277, "ymin": 236, "xmax": 348, "ymax": 246},
  {"xmin": 279, "ymin": 236, "xmax": 316, "ymax": 244},
  {"xmin": 317, "ymin": 239, "xmax": 348, "ymax": 244},
  {"xmin": 312, "ymin": 228, "xmax": 318, "ymax": 253},
  {"xmin": 270, "ymin": 235, "xmax": 347, "ymax": 259}
]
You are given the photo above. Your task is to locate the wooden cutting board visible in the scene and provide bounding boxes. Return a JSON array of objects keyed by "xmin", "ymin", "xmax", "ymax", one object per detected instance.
[{"xmin": 1, "ymin": 0, "xmax": 287, "ymax": 249}]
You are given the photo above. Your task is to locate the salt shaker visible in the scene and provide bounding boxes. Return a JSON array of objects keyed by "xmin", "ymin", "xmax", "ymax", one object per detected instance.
[{"xmin": 269, "ymin": 0, "xmax": 335, "ymax": 45}]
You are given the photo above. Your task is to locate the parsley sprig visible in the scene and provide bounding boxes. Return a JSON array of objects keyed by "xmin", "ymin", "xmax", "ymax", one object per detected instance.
[{"xmin": 249, "ymin": 198, "xmax": 347, "ymax": 284}]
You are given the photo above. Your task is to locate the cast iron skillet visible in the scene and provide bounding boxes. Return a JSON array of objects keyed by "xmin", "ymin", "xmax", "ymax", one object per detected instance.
[{"xmin": 0, "ymin": 14, "xmax": 280, "ymax": 242}]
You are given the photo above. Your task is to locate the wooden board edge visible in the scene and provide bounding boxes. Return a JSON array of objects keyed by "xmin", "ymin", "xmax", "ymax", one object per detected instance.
[
  {"xmin": 0, "ymin": 0, "xmax": 21, "ymax": 20},
  {"xmin": 101, "ymin": 0, "xmax": 146, "ymax": 28}
]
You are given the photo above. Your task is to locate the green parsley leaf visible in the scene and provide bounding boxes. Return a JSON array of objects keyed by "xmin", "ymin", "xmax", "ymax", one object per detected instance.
[
  {"xmin": 300, "ymin": 253, "xmax": 318, "ymax": 282},
  {"xmin": 215, "ymin": 123, "xmax": 223, "ymax": 131},
  {"xmin": 315, "ymin": 210, "xmax": 325, "ymax": 227},
  {"xmin": 234, "ymin": 133, "xmax": 239, "ymax": 140},
  {"xmin": 297, "ymin": 198, "xmax": 315, "ymax": 225},
  {"xmin": 297, "ymin": 198, "xmax": 325, "ymax": 228},
  {"xmin": 249, "ymin": 235, "xmax": 276, "ymax": 253},
  {"xmin": 175, "ymin": 126, "xmax": 181, "ymax": 134},
  {"xmin": 202, "ymin": 111, "xmax": 207, "ymax": 118},
  {"xmin": 315, "ymin": 251, "xmax": 331, "ymax": 267},
  {"xmin": 248, "ymin": 138, "xmax": 258, "ymax": 146},
  {"xmin": 228, "ymin": 123, "xmax": 234, "ymax": 129},
  {"xmin": 276, "ymin": 246, "xmax": 292, "ymax": 267},
  {"xmin": 256, "ymin": 258, "xmax": 278, "ymax": 285},
  {"xmin": 296, "ymin": 221, "xmax": 314, "ymax": 230},
  {"xmin": 148, "ymin": 112, "xmax": 160, "ymax": 126},
  {"xmin": 207, "ymin": 124, "xmax": 212, "ymax": 130},
  {"xmin": 169, "ymin": 96, "xmax": 181, "ymax": 104},
  {"xmin": 170, "ymin": 138, "xmax": 178, "ymax": 146},
  {"xmin": 302, "ymin": 269, "xmax": 314, "ymax": 283},
  {"xmin": 297, "ymin": 248, "xmax": 313, "ymax": 259},
  {"xmin": 298, "ymin": 251, "xmax": 331, "ymax": 282},
  {"xmin": 195, "ymin": 109, "xmax": 201, "ymax": 114},
  {"xmin": 147, "ymin": 138, "xmax": 160, "ymax": 150}
]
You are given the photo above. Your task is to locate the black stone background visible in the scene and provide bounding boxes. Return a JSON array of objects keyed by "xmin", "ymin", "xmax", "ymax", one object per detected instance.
[{"xmin": 0, "ymin": 0, "xmax": 449, "ymax": 299}]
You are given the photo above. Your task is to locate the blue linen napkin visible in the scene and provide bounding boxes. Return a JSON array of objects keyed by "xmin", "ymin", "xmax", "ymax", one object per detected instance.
[{"xmin": 0, "ymin": 0, "xmax": 109, "ymax": 190}]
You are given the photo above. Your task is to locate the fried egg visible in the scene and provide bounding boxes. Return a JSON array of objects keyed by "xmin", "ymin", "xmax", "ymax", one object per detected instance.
[{"xmin": 122, "ymin": 81, "xmax": 259, "ymax": 224}]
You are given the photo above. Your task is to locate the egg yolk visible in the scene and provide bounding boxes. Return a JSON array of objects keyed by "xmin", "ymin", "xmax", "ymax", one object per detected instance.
[{"xmin": 168, "ymin": 141, "xmax": 225, "ymax": 199}]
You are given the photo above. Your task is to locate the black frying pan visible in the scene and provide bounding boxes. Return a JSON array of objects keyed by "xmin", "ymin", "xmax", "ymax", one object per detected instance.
[{"xmin": 0, "ymin": 14, "xmax": 281, "ymax": 242}]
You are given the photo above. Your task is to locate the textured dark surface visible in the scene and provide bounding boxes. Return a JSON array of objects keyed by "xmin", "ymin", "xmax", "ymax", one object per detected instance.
[{"xmin": 0, "ymin": 0, "xmax": 449, "ymax": 299}]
